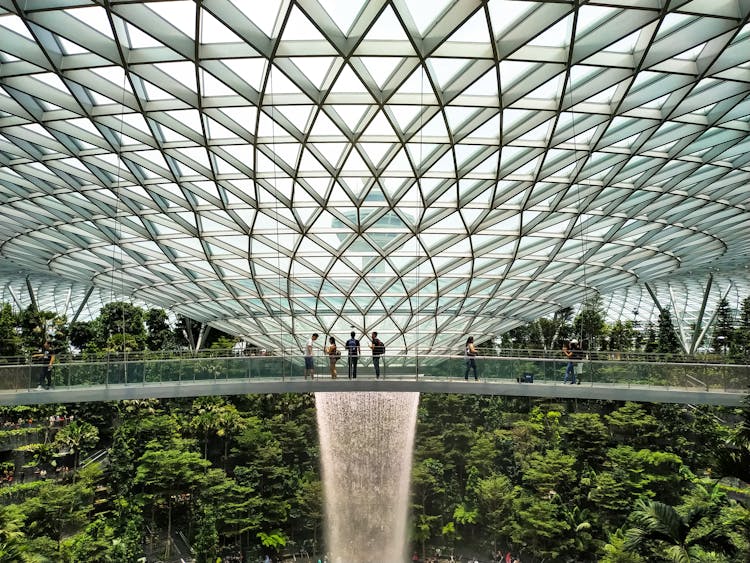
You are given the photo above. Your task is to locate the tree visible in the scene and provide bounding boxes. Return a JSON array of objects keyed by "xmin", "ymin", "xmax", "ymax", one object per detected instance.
[
  {"xmin": 69, "ymin": 321, "xmax": 96, "ymax": 352},
  {"xmin": 0, "ymin": 505, "xmax": 42, "ymax": 562},
  {"xmin": 712, "ymin": 297, "xmax": 734, "ymax": 355},
  {"xmin": 0, "ymin": 303, "xmax": 21, "ymax": 358},
  {"xmin": 55, "ymin": 421, "xmax": 99, "ymax": 480},
  {"xmin": 644, "ymin": 322, "xmax": 658, "ymax": 353},
  {"xmin": 560, "ymin": 412, "xmax": 610, "ymax": 466},
  {"xmin": 657, "ymin": 310, "xmax": 681, "ymax": 354},
  {"xmin": 510, "ymin": 494, "xmax": 572, "ymax": 559},
  {"xmin": 193, "ymin": 503, "xmax": 219, "ymax": 563},
  {"xmin": 601, "ymin": 528, "xmax": 646, "ymax": 563},
  {"xmin": 97, "ymin": 302, "xmax": 146, "ymax": 351},
  {"xmin": 134, "ymin": 445, "xmax": 212, "ymax": 560},
  {"xmin": 573, "ymin": 294, "xmax": 606, "ymax": 350},
  {"xmin": 733, "ymin": 295, "xmax": 750, "ymax": 360},
  {"xmin": 473, "ymin": 473, "xmax": 516, "ymax": 555},
  {"xmin": 145, "ymin": 308, "xmax": 173, "ymax": 351},
  {"xmin": 609, "ymin": 320, "xmax": 636, "ymax": 351},
  {"xmin": 623, "ymin": 492, "xmax": 738, "ymax": 562}
]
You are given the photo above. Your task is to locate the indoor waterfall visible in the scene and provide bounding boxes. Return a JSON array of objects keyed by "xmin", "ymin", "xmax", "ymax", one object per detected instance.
[{"xmin": 315, "ymin": 391, "xmax": 420, "ymax": 562}]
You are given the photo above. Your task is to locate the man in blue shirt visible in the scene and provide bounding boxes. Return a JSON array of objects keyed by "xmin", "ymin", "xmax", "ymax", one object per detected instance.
[{"xmin": 345, "ymin": 331, "xmax": 360, "ymax": 379}]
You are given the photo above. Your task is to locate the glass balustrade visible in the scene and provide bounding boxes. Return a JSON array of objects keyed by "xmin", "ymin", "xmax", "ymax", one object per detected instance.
[{"xmin": 0, "ymin": 354, "xmax": 747, "ymax": 394}]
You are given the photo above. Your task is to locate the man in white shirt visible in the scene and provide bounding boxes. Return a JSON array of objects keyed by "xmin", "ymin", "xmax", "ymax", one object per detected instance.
[{"xmin": 305, "ymin": 333, "xmax": 318, "ymax": 379}]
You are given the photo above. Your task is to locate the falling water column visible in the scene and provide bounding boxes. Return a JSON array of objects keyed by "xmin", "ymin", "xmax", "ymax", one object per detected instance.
[{"xmin": 315, "ymin": 392, "xmax": 420, "ymax": 563}]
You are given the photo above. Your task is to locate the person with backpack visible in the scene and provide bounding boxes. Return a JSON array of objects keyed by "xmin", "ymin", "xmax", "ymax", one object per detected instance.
[
  {"xmin": 345, "ymin": 331, "xmax": 360, "ymax": 379},
  {"xmin": 370, "ymin": 331, "xmax": 385, "ymax": 379},
  {"xmin": 325, "ymin": 336, "xmax": 339, "ymax": 379}
]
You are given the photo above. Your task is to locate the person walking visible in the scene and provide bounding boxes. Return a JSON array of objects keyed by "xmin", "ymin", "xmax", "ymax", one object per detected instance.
[
  {"xmin": 305, "ymin": 333, "xmax": 318, "ymax": 379},
  {"xmin": 562, "ymin": 339, "xmax": 578, "ymax": 384},
  {"xmin": 464, "ymin": 336, "xmax": 478, "ymax": 381},
  {"xmin": 345, "ymin": 331, "xmax": 360, "ymax": 379},
  {"xmin": 370, "ymin": 331, "xmax": 385, "ymax": 379},
  {"xmin": 325, "ymin": 336, "xmax": 339, "ymax": 378},
  {"xmin": 32, "ymin": 341, "xmax": 55, "ymax": 390}
]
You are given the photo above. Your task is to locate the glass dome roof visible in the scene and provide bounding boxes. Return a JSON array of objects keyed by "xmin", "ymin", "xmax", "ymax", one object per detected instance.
[{"xmin": 1, "ymin": 0, "xmax": 748, "ymax": 352}]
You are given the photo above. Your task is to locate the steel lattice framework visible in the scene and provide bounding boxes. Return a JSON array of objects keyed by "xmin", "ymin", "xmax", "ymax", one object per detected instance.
[{"xmin": 1, "ymin": 0, "xmax": 749, "ymax": 353}]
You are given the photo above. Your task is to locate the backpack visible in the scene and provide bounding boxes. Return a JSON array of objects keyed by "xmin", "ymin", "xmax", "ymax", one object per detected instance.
[{"xmin": 374, "ymin": 339, "xmax": 385, "ymax": 355}]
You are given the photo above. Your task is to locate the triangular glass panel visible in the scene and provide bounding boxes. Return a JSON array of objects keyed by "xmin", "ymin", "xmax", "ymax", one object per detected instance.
[
  {"xmin": 359, "ymin": 56, "xmax": 403, "ymax": 88},
  {"xmin": 281, "ymin": 6, "xmax": 327, "ymax": 41},
  {"xmin": 199, "ymin": 8, "xmax": 244, "ymax": 43},
  {"xmin": 330, "ymin": 105, "xmax": 371, "ymax": 131},
  {"xmin": 361, "ymin": 110, "xmax": 397, "ymax": 138},
  {"xmin": 155, "ymin": 61, "xmax": 198, "ymax": 93},
  {"xmin": 461, "ymin": 67, "xmax": 499, "ymax": 97},
  {"xmin": 309, "ymin": 111, "xmax": 344, "ymax": 136},
  {"xmin": 387, "ymin": 104, "xmax": 423, "ymax": 133},
  {"xmin": 402, "ymin": 0, "xmax": 453, "ymax": 35},
  {"xmin": 359, "ymin": 143, "xmax": 391, "ymax": 167},
  {"xmin": 360, "ymin": 5, "xmax": 410, "ymax": 41},
  {"xmin": 275, "ymin": 105, "xmax": 315, "ymax": 132},
  {"xmin": 223, "ymin": 58, "xmax": 266, "ymax": 91},
  {"xmin": 200, "ymin": 70, "xmax": 237, "ymax": 96},
  {"xmin": 445, "ymin": 10, "xmax": 491, "ymax": 43},
  {"xmin": 311, "ymin": 142, "xmax": 348, "ymax": 167},
  {"xmin": 268, "ymin": 65, "xmax": 304, "ymax": 95},
  {"xmin": 289, "ymin": 56, "xmax": 337, "ymax": 89},
  {"xmin": 329, "ymin": 64, "xmax": 371, "ymax": 96},
  {"xmin": 529, "ymin": 15, "xmax": 573, "ymax": 47}
]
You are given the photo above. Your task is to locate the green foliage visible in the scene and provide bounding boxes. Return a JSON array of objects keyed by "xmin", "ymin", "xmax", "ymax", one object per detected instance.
[
  {"xmin": 96, "ymin": 302, "xmax": 146, "ymax": 351},
  {"xmin": 0, "ymin": 303, "xmax": 21, "ymax": 358},
  {"xmin": 609, "ymin": 320, "xmax": 636, "ymax": 351},
  {"xmin": 193, "ymin": 503, "xmax": 219, "ymax": 563},
  {"xmin": 145, "ymin": 308, "xmax": 173, "ymax": 351},
  {"xmin": 573, "ymin": 294, "xmax": 607, "ymax": 350},
  {"xmin": 0, "ymin": 388, "xmax": 747, "ymax": 562},
  {"xmin": 54, "ymin": 420, "xmax": 99, "ymax": 472},
  {"xmin": 657, "ymin": 310, "xmax": 681, "ymax": 354}
]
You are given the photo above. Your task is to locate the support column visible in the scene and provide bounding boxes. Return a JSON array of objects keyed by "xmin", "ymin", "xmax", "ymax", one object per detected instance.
[
  {"xmin": 25, "ymin": 276, "xmax": 38, "ymax": 311},
  {"xmin": 644, "ymin": 282, "xmax": 689, "ymax": 354},
  {"xmin": 195, "ymin": 323, "xmax": 211, "ymax": 351},
  {"xmin": 71, "ymin": 286, "xmax": 95, "ymax": 324}
]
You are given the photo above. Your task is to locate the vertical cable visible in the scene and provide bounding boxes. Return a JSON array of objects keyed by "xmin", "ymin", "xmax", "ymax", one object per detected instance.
[
  {"xmin": 567, "ymin": 66, "xmax": 590, "ymax": 347},
  {"xmin": 268, "ymin": 65, "xmax": 284, "ymax": 358}
]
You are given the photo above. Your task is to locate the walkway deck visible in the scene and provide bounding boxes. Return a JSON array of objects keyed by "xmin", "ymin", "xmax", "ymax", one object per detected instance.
[{"xmin": 0, "ymin": 375, "xmax": 746, "ymax": 407}]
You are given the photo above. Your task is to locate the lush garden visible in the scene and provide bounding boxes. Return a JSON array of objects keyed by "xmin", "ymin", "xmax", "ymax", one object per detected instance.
[{"xmin": 0, "ymin": 394, "xmax": 748, "ymax": 562}]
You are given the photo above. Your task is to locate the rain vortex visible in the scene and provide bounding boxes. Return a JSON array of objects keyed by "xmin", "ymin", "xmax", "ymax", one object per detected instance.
[{"xmin": 315, "ymin": 392, "xmax": 420, "ymax": 562}]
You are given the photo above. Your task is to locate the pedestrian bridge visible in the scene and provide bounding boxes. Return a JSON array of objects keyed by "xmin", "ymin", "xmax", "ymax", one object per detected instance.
[{"xmin": 0, "ymin": 354, "xmax": 747, "ymax": 407}]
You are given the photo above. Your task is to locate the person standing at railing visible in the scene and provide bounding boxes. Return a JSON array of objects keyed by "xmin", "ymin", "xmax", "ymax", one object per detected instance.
[
  {"xmin": 562, "ymin": 339, "xmax": 578, "ymax": 384},
  {"xmin": 305, "ymin": 333, "xmax": 318, "ymax": 380},
  {"xmin": 464, "ymin": 336, "xmax": 478, "ymax": 381},
  {"xmin": 325, "ymin": 336, "xmax": 339, "ymax": 379},
  {"xmin": 345, "ymin": 331, "xmax": 360, "ymax": 379},
  {"xmin": 32, "ymin": 341, "xmax": 55, "ymax": 390},
  {"xmin": 370, "ymin": 331, "xmax": 385, "ymax": 379}
]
